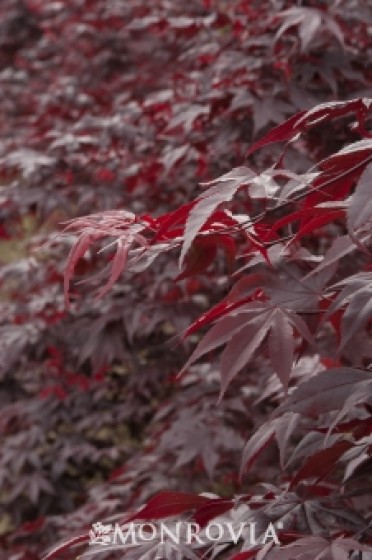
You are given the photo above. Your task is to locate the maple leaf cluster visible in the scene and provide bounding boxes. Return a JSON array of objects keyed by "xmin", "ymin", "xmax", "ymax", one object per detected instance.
[{"xmin": 0, "ymin": 0, "xmax": 371, "ymax": 559}]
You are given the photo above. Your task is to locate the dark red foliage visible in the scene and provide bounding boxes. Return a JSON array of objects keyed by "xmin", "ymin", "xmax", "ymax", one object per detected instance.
[{"xmin": 0, "ymin": 0, "xmax": 372, "ymax": 559}]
